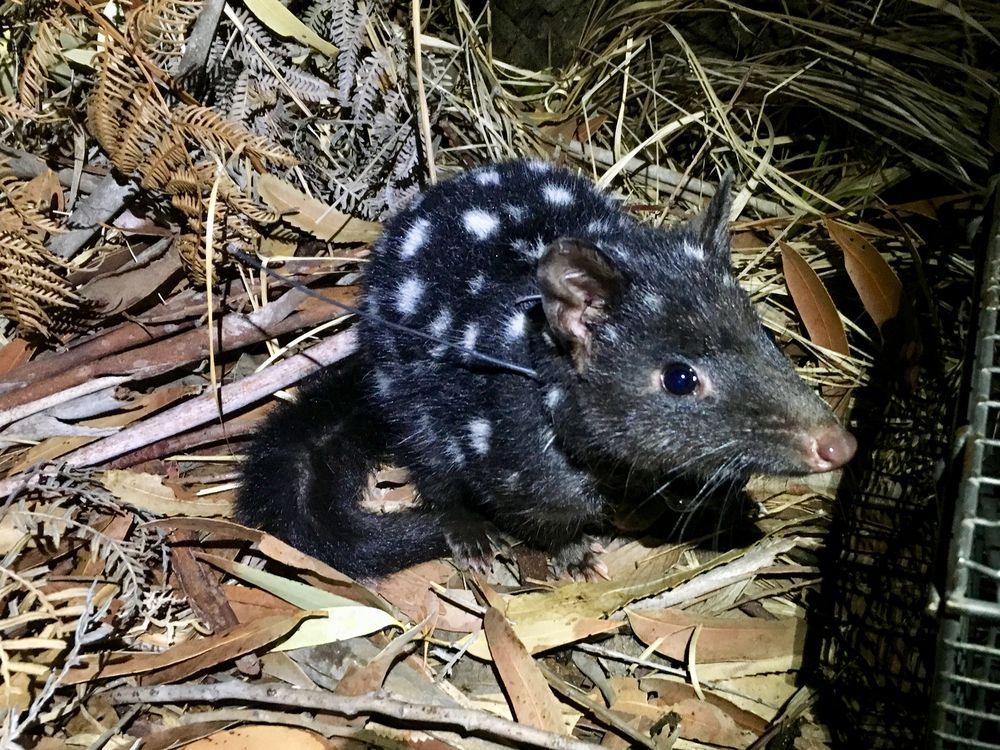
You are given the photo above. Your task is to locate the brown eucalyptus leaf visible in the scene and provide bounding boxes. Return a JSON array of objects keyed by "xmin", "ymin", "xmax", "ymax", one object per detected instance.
[
  {"xmin": 825, "ymin": 219, "xmax": 902, "ymax": 328},
  {"xmin": 65, "ymin": 611, "xmax": 314, "ymax": 684},
  {"xmin": 0, "ymin": 339, "xmax": 33, "ymax": 375},
  {"xmin": 780, "ymin": 242, "xmax": 849, "ymax": 355},
  {"xmin": 258, "ymin": 174, "xmax": 381, "ymax": 243},
  {"xmin": 627, "ymin": 607, "xmax": 805, "ymax": 665},
  {"xmin": 76, "ymin": 239, "xmax": 182, "ymax": 316},
  {"xmin": 183, "ymin": 725, "xmax": 334, "ymax": 749},
  {"xmin": 667, "ymin": 698, "xmax": 760, "ymax": 748},
  {"xmin": 642, "ymin": 676, "xmax": 769, "ymax": 736},
  {"xmin": 483, "ymin": 606, "xmax": 566, "ymax": 734},
  {"xmin": 223, "ymin": 583, "xmax": 298, "ymax": 621},
  {"xmin": 100, "ymin": 469, "xmax": 231, "ymax": 517},
  {"xmin": 375, "ymin": 560, "xmax": 481, "ymax": 633}
]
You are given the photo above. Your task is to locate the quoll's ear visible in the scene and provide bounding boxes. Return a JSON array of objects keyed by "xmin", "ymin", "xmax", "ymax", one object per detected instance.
[
  {"xmin": 691, "ymin": 171, "xmax": 735, "ymax": 267},
  {"xmin": 538, "ymin": 238, "xmax": 624, "ymax": 372}
]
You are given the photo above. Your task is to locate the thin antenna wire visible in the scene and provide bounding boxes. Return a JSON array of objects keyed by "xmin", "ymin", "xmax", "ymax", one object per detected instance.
[{"xmin": 227, "ymin": 248, "xmax": 540, "ymax": 380}]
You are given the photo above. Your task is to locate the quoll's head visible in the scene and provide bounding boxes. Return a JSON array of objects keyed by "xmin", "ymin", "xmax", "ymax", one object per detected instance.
[{"xmin": 537, "ymin": 175, "xmax": 856, "ymax": 478}]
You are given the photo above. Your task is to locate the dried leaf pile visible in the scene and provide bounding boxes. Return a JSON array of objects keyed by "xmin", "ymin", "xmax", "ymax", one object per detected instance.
[{"xmin": 0, "ymin": 0, "xmax": 996, "ymax": 748}]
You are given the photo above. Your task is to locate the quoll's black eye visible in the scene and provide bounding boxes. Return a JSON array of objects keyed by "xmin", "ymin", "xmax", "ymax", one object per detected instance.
[{"xmin": 661, "ymin": 363, "xmax": 699, "ymax": 396}]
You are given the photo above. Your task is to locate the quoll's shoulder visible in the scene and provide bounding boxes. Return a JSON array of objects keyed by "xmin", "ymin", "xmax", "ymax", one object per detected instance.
[{"xmin": 362, "ymin": 160, "xmax": 627, "ymax": 342}]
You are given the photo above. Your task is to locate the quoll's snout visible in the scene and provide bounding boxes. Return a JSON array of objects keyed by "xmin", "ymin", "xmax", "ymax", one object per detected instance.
[{"xmin": 801, "ymin": 426, "xmax": 857, "ymax": 473}]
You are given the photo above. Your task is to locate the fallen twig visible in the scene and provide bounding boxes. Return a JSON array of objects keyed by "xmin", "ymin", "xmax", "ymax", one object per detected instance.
[
  {"xmin": 0, "ymin": 332, "xmax": 356, "ymax": 496},
  {"xmin": 60, "ymin": 330, "xmax": 357, "ymax": 468},
  {"xmin": 0, "ymin": 288, "xmax": 355, "ymax": 412},
  {"xmin": 108, "ymin": 682, "xmax": 598, "ymax": 750}
]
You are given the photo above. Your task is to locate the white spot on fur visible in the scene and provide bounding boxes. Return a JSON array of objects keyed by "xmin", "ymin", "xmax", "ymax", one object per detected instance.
[
  {"xmin": 505, "ymin": 310, "xmax": 527, "ymax": 340},
  {"xmin": 542, "ymin": 331, "xmax": 557, "ymax": 349},
  {"xmin": 684, "ymin": 241, "xmax": 706, "ymax": 262},
  {"xmin": 429, "ymin": 307, "xmax": 452, "ymax": 359},
  {"xmin": 468, "ymin": 418, "xmax": 492, "ymax": 455},
  {"xmin": 400, "ymin": 218, "xmax": 430, "ymax": 259},
  {"xmin": 546, "ymin": 387, "xmax": 563, "ymax": 410},
  {"xmin": 504, "ymin": 471, "xmax": 521, "ymax": 489},
  {"xmin": 543, "ymin": 183, "xmax": 573, "ymax": 206},
  {"xmin": 373, "ymin": 370, "xmax": 392, "ymax": 397},
  {"xmin": 527, "ymin": 160, "xmax": 551, "ymax": 172},
  {"xmin": 429, "ymin": 307, "xmax": 452, "ymax": 337},
  {"xmin": 642, "ymin": 291, "xmax": 663, "ymax": 312},
  {"xmin": 532, "ymin": 238, "xmax": 547, "ymax": 259},
  {"xmin": 505, "ymin": 204, "xmax": 526, "ymax": 222},
  {"xmin": 468, "ymin": 273, "xmax": 486, "ymax": 295},
  {"xmin": 445, "ymin": 439, "xmax": 466, "ymax": 466},
  {"xmin": 475, "ymin": 169, "xmax": 501, "ymax": 185},
  {"xmin": 462, "ymin": 322, "xmax": 479, "ymax": 351},
  {"xmin": 395, "ymin": 277, "xmax": 425, "ymax": 315},
  {"xmin": 463, "ymin": 210, "xmax": 500, "ymax": 240},
  {"xmin": 587, "ymin": 219, "xmax": 608, "ymax": 234}
]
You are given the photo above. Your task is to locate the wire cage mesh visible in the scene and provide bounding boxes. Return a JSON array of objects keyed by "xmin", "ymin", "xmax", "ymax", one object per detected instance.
[
  {"xmin": 817, "ymin": 187, "xmax": 989, "ymax": 747},
  {"xmin": 819, "ymin": 384, "xmax": 947, "ymax": 746},
  {"xmin": 931, "ymin": 182, "xmax": 1000, "ymax": 749}
]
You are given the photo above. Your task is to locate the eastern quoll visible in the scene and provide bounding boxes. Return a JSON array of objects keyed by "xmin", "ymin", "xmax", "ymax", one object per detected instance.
[{"xmin": 236, "ymin": 159, "xmax": 856, "ymax": 580}]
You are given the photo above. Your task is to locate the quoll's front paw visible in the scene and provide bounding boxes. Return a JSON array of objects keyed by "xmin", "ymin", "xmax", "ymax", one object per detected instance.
[
  {"xmin": 444, "ymin": 523, "xmax": 511, "ymax": 575},
  {"xmin": 549, "ymin": 536, "xmax": 609, "ymax": 581}
]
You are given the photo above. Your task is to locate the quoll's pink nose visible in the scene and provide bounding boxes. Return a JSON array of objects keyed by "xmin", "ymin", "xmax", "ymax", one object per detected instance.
[{"xmin": 804, "ymin": 427, "xmax": 857, "ymax": 473}]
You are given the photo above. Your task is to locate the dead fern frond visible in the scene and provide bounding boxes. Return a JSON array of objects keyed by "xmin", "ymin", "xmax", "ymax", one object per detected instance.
[
  {"xmin": 170, "ymin": 190, "xmax": 203, "ymax": 218},
  {"xmin": 309, "ymin": 0, "xmax": 368, "ymax": 104},
  {"xmin": 18, "ymin": 12, "xmax": 68, "ymax": 109},
  {"xmin": 172, "ymin": 104, "xmax": 298, "ymax": 166},
  {"xmin": 143, "ymin": 132, "xmax": 195, "ymax": 190},
  {"xmin": 129, "ymin": 0, "xmax": 204, "ymax": 72},
  {"xmin": 174, "ymin": 231, "xmax": 206, "ymax": 281},
  {"xmin": 113, "ymin": 86, "xmax": 173, "ymax": 175},
  {"xmin": 86, "ymin": 49, "xmax": 147, "ymax": 154},
  {"xmin": 0, "ymin": 95, "xmax": 55, "ymax": 124},
  {"xmin": 0, "ymin": 231, "xmax": 80, "ymax": 337},
  {"xmin": 0, "ymin": 173, "xmax": 64, "ymax": 236},
  {"xmin": 174, "ymin": 206, "xmax": 256, "ymax": 284},
  {"xmin": 218, "ymin": 179, "xmax": 282, "ymax": 223},
  {"xmin": 164, "ymin": 165, "xmax": 219, "ymax": 197}
]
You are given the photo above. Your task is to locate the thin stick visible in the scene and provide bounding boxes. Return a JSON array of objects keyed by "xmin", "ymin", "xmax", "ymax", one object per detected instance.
[
  {"xmin": 59, "ymin": 331, "xmax": 356, "ymax": 469},
  {"xmin": 411, "ymin": 0, "xmax": 436, "ymax": 183},
  {"xmin": 108, "ymin": 682, "xmax": 597, "ymax": 750}
]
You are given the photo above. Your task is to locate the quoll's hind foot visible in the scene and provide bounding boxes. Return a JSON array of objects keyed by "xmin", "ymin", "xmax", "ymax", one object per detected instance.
[
  {"xmin": 444, "ymin": 521, "xmax": 513, "ymax": 575},
  {"xmin": 549, "ymin": 536, "xmax": 609, "ymax": 581}
]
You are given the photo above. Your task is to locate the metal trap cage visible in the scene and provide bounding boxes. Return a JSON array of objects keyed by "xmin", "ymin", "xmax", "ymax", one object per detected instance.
[
  {"xmin": 817, "ymin": 181, "xmax": 992, "ymax": 747},
  {"xmin": 931, "ymin": 181, "xmax": 1000, "ymax": 749}
]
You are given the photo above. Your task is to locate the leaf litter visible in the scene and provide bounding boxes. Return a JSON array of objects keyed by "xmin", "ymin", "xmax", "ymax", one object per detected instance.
[{"xmin": 0, "ymin": 0, "xmax": 992, "ymax": 747}]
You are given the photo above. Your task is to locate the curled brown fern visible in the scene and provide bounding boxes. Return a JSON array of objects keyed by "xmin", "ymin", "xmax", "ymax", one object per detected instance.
[
  {"xmin": 82, "ymin": 0, "xmax": 300, "ymax": 282},
  {"xmin": 172, "ymin": 104, "xmax": 297, "ymax": 167},
  {"xmin": 18, "ymin": 11, "xmax": 67, "ymax": 110},
  {"xmin": 0, "ymin": 169, "xmax": 80, "ymax": 337}
]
